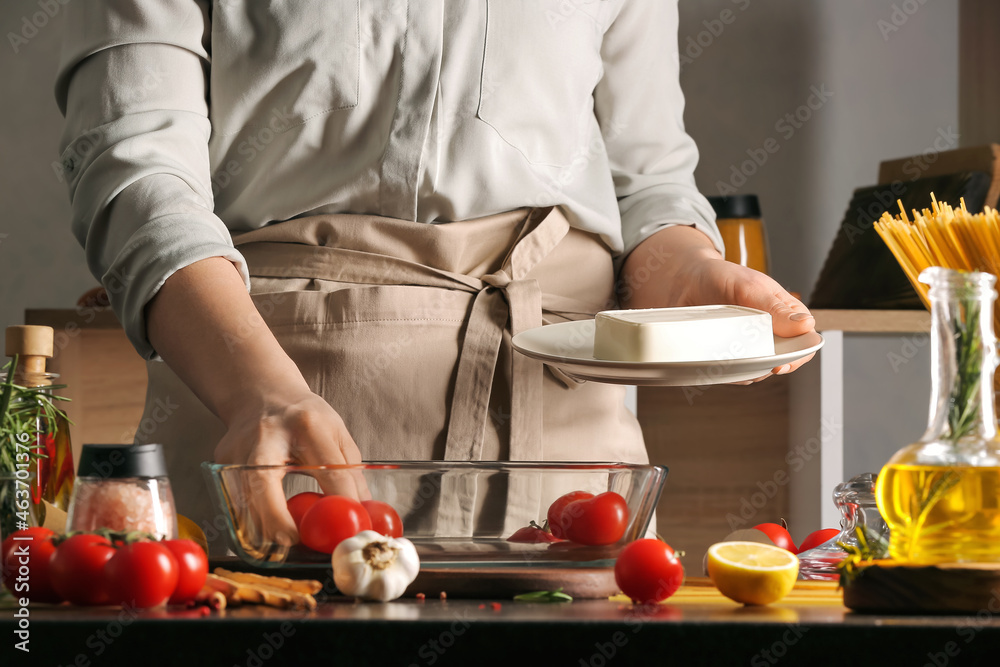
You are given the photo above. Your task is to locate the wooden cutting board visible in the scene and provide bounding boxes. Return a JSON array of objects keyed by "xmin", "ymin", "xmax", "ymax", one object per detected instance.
[
  {"xmin": 843, "ymin": 562, "xmax": 1000, "ymax": 613},
  {"xmin": 406, "ymin": 567, "xmax": 618, "ymax": 599}
]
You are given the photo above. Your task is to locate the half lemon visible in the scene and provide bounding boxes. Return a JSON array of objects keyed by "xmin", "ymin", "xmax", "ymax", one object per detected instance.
[{"xmin": 707, "ymin": 541, "xmax": 799, "ymax": 605}]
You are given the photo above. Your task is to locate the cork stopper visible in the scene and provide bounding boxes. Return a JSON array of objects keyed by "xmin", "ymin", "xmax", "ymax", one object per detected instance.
[{"xmin": 6, "ymin": 325, "xmax": 54, "ymax": 358}]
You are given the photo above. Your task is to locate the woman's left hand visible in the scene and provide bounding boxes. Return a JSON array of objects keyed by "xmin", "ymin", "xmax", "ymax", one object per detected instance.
[{"xmin": 620, "ymin": 225, "xmax": 816, "ymax": 377}]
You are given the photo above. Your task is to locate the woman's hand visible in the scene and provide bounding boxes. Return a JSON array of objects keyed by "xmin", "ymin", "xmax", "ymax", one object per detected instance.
[
  {"xmin": 147, "ymin": 257, "xmax": 367, "ymax": 545},
  {"xmin": 621, "ymin": 225, "xmax": 816, "ymax": 376},
  {"xmin": 214, "ymin": 389, "xmax": 369, "ymax": 546}
]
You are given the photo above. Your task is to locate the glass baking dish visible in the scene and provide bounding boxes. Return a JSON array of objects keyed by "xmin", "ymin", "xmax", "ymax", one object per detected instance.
[{"xmin": 202, "ymin": 461, "xmax": 667, "ymax": 569}]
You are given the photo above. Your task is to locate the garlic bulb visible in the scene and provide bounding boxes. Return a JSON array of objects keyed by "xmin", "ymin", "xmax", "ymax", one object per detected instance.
[{"xmin": 332, "ymin": 531, "xmax": 420, "ymax": 601}]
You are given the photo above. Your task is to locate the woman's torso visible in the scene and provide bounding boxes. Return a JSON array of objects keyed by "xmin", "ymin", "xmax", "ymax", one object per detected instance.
[{"xmin": 206, "ymin": 0, "xmax": 628, "ymax": 249}]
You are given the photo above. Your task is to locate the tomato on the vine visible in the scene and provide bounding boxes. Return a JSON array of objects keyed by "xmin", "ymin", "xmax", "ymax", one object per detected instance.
[
  {"xmin": 548, "ymin": 491, "xmax": 629, "ymax": 546},
  {"xmin": 162, "ymin": 539, "xmax": 208, "ymax": 605},
  {"xmin": 1, "ymin": 527, "xmax": 60, "ymax": 603},
  {"xmin": 50, "ymin": 533, "xmax": 116, "ymax": 605},
  {"xmin": 546, "ymin": 491, "xmax": 593, "ymax": 539},
  {"xmin": 299, "ymin": 495, "xmax": 372, "ymax": 553},
  {"xmin": 754, "ymin": 522, "xmax": 797, "ymax": 554},
  {"xmin": 614, "ymin": 539, "xmax": 684, "ymax": 604},
  {"xmin": 105, "ymin": 541, "xmax": 179, "ymax": 609},
  {"xmin": 287, "ymin": 492, "xmax": 324, "ymax": 529},
  {"xmin": 507, "ymin": 522, "xmax": 563, "ymax": 544},
  {"xmin": 797, "ymin": 528, "xmax": 840, "ymax": 553},
  {"xmin": 361, "ymin": 500, "xmax": 403, "ymax": 538}
]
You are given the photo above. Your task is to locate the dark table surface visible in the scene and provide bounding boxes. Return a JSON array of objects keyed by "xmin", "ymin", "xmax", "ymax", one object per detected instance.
[{"xmin": 5, "ymin": 582, "xmax": 1000, "ymax": 666}]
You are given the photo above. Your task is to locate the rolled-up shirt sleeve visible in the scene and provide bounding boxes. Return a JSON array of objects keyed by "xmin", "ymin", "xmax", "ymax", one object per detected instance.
[
  {"xmin": 55, "ymin": 0, "xmax": 249, "ymax": 359},
  {"xmin": 595, "ymin": 0, "xmax": 724, "ymax": 259}
]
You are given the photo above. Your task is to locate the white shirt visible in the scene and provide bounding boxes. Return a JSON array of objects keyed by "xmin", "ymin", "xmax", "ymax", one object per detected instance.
[{"xmin": 56, "ymin": 0, "xmax": 722, "ymax": 358}]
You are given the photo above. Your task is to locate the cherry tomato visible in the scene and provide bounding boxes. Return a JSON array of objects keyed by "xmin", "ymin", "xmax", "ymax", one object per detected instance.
[
  {"xmin": 299, "ymin": 495, "xmax": 372, "ymax": 554},
  {"xmin": 50, "ymin": 533, "xmax": 116, "ymax": 605},
  {"xmin": 797, "ymin": 528, "xmax": 840, "ymax": 553},
  {"xmin": 287, "ymin": 492, "xmax": 324, "ymax": 528},
  {"xmin": 507, "ymin": 523, "xmax": 564, "ymax": 544},
  {"xmin": 546, "ymin": 491, "xmax": 594, "ymax": 539},
  {"xmin": 753, "ymin": 522, "xmax": 797, "ymax": 553},
  {"xmin": 162, "ymin": 540, "xmax": 209, "ymax": 605},
  {"xmin": 105, "ymin": 541, "xmax": 179, "ymax": 608},
  {"xmin": 1, "ymin": 527, "xmax": 60, "ymax": 603},
  {"xmin": 550, "ymin": 491, "xmax": 629, "ymax": 546},
  {"xmin": 614, "ymin": 539, "xmax": 685, "ymax": 604},
  {"xmin": 361, "ymin": 500, "xmax": 403, "ymax": 538}
]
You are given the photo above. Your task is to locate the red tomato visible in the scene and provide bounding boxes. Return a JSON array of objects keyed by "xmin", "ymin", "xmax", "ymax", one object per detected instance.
[
  {"xmin": 162, "ymin": 540, "xmax": 209, "ymax": 605},
  {"xmin": 753, "ymin": 522, "xmax": 797, "ymax": 553},
  {"xmin": 105, "ymin": 541, "xmax": 179, "ymax": 608},
  {"xmin": 50, "ymin": 533, "xmax": 116, "ymax": 605},
  {"xmin": 546, "ymin": 491, "xmax": 594, "ymax": 539},
  {"xmin": 287, "ymin": 492, "xmax": 324, "ymax": 528},
  {"xmin": 299, "ymin": 495, "xmax": 372, "ymax": 554},
  {"xmin": 361, "ymin": 500, "xmax": 403, "ymax": 538},
  {"xmin": 507, "ymin": 524, "xmax": 563, "ymax": 544},
  {"xmin": 797, "ymin": 528, "xmax": 841, "ymax": 553},
  {"xmin": 548, "ymin": 491, "xmax": 629, "ymax": 546},
  {"xmin": 614, "ymin": 539, "xmax": 685, "ymax": 604},
  {"xmin": 1, "ymin": 527, "xmax": 60, "ymax": 603}
]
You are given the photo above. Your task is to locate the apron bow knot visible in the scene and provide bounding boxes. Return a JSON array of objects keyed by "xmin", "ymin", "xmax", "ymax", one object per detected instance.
[{"xmin": 482, "ymin": 269, "xmax": 513, "ymax": 291}]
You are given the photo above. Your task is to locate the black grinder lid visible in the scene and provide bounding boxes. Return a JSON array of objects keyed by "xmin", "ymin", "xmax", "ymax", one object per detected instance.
[{"xmin": 77, "ymin": 443, "xmax": 168, "ymax": 479}]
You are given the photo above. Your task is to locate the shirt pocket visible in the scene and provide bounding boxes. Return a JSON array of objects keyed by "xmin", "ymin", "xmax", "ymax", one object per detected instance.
[
  {"xmin": 210, "ymin": 0, "xmax": 360, "ymax": 137},
  {"xmin": 477, "ymin": 0, "xmax": 607, "ymax": 168}
]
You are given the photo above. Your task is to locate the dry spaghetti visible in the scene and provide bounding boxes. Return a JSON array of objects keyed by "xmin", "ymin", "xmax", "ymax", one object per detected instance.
[{"xmin": 874, "ymin": 196, "xmax": 1000, "ymax": 320}]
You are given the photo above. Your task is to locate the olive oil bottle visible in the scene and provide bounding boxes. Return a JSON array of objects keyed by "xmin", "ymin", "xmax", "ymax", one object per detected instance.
[{"xmin": 876, "ymin": 268, "xmax": 1000, "ymax": 564}]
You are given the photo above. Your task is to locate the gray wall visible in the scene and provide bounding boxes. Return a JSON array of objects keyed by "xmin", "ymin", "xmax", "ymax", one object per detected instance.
[
  {"xmin": 1, "ymin": 0, "xmax": 93, "ymax": 336},
  {"xmin": 680, "ymin": 0, "xmax": 959, "ymax": 297}
]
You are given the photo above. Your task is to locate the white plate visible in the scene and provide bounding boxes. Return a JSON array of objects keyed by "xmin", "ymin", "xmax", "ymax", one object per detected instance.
[{"xmin": 512, "ymin": 320, "xmax": 824, "ymax": 386}]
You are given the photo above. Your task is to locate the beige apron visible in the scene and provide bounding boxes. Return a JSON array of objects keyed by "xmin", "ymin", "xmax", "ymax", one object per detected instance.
[{"xmin": 140, "ymin": 207, "xmax": 647, "ymax": 549}]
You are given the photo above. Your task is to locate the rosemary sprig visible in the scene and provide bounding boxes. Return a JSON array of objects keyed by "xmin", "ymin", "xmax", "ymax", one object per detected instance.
[
  {"xmin": 0, "ymin": 356, "xmax": 72, "ymax": 474},
  {"xmin": 836, "ymin": 526, "xmax": 890, "ymax": 587},
  {"xmin": 947, "ymin": 298, "xmax": 983, "ymax": 441},
  {"xmin": 513, "ymin": 588, "xmax": 573, "ymax": 603}
]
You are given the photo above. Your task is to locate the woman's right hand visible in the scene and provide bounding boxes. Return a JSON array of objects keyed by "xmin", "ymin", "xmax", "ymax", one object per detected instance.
[
  {"xmin": 146, "ymin": 257, "xmax": 368, "ymax": 547},
  {"xmin": 214, "ymin": 389, "xmax": 369, "ymax": 545}
]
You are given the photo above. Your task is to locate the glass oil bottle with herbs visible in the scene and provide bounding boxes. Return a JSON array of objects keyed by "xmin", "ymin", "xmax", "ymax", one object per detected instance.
[
  {"xmin": 876, "ymin": 268, "xmax": 1000, "ymax": 563},
  {"xmin": 1, "ymin": 325, "xmax": 75, "ymax": 516}
]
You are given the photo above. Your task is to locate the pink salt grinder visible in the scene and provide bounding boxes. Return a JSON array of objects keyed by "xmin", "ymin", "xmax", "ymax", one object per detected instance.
[{"xmin": 66, "ymin": 443, "xmax": 178, "ymax": 539}]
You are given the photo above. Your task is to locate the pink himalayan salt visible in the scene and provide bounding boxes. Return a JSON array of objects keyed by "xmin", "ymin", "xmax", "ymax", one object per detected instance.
[{"xmin": 69, "ymin": 479, "xmax": 176, "ymax": 538}]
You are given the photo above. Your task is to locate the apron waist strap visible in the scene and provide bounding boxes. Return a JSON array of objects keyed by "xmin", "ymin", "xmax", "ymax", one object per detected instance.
[{"xmin": 235, "ymin": 207, "xmax": 577, "ymax": 461}]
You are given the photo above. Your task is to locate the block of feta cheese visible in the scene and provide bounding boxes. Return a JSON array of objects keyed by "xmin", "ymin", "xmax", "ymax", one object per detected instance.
[{"xmin": 593, "ymin": 306, "xmax": 775, "ymax": 362}]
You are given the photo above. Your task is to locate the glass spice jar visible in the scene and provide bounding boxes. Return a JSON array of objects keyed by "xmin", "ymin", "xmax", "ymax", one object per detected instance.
[
  {"xmin": 875, "ymin": 268, "xmax": 1000, "ymax": 563},
  {"xmin": 67, "ymin": 443, "xmax": 177, "ymax": 539}
]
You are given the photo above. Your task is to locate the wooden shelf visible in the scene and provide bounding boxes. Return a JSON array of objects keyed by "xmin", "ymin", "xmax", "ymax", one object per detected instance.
[{"xmin": 812, "ymin": 309, "xmax": 930, "ymax": 333}]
